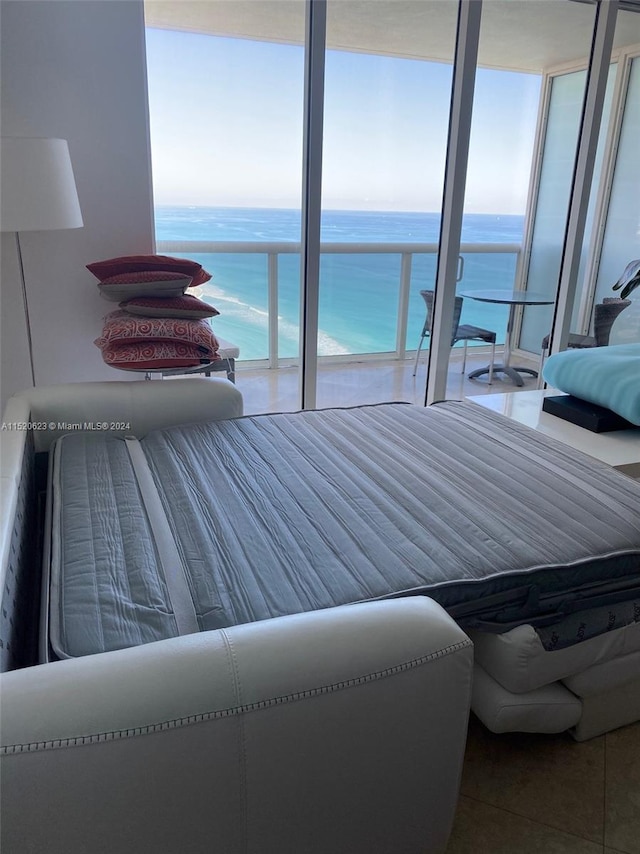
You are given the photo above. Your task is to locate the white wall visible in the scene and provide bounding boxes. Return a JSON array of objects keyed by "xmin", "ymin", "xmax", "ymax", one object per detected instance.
[{"xmin": 1, "ymin": 0, "xmax": 154, "ymax": 411}]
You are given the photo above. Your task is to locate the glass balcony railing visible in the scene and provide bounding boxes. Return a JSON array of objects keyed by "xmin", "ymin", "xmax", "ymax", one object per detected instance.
[{"xmin": 157, "ymin": 240, "xmax": 522, "ymax": 367}]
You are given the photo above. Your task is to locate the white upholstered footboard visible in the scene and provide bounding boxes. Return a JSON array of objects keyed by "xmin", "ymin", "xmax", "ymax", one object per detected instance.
[{"xmin": 2, "ymin": 558, "xmax": 473, "ymax": 854}]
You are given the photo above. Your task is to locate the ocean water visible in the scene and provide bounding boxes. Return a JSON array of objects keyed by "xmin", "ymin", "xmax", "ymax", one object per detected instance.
[{"xmin": 155, "ymin": 206, "xmax": 523, "ymax": 361}]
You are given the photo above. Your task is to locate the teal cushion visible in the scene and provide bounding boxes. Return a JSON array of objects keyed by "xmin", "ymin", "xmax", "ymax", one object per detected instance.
[{"xmin": 542, "ymin": 343, "xmax": 640, "ymax": 426}]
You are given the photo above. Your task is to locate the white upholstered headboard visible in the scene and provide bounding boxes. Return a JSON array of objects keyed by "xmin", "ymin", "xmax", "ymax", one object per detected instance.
[
  {"xmin": 0, "ymin": 378, "xmax": 243, "ymax": 669},
  {"xmin": 5, "ymin": 377, "xmax": 243, "ymax": 453}
]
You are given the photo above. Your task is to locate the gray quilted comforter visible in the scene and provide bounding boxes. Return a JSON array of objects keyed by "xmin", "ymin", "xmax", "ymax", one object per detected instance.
[{"xmin": 47, "ymin": 401, "xmax": 640, "ymax": 658}]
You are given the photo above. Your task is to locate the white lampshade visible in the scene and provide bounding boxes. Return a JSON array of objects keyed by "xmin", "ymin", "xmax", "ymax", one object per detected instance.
[{"xmin": 0, "ymin": 137, "xmax": 83, "ymax": 232}]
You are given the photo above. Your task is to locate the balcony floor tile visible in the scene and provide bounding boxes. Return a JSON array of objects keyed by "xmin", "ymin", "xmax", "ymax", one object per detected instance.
[{"xmin": 234, "ymin": 351, "xmax": 541, "ymax": 415}]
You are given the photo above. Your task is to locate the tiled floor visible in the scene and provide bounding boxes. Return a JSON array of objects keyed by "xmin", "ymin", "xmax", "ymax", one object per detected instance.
[
  {"xmin": 232, "ymin": 349, "xmax": 541, "ymax": 415},
  {"xmin": 446, "ymin": 715, "xmax": 640, "ymax": 854}
]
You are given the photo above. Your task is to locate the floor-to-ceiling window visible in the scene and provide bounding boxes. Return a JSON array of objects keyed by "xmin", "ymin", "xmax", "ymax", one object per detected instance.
[
  {"xmin": 519, "ymin": 5, "xmax": 640, "ymax": 356},
  {"xmin": 594, "ymin": 50, "xmax": 640, "ymax": 301},
  {"xmin": 314, "ymin": 0, "xmax": 457, "ymax": 407},
  {"xmin": 144, "ymin": 0, "xmax": 637, "ymax": 414},
  {"xmin": 454, "ymin": 0, "xmax": 544, "ymax": 390},
  {"xmin": 519, "ymin": 61, "xmax": 614, "ymax": 353},
  {"xmin": 513, "ymin": 3, "xmax": 599, "ymax": 354},
  {"xmin": 145, "ymin": 1, "xmax": 306, "ymax": 412}
]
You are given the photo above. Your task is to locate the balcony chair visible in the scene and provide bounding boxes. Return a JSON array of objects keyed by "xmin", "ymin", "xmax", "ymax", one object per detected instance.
[
  {"xmin": 412, "ymin": 289, "xmax": 496, "ymax": 382},
  {"xmin": 538, "ymin": 297, "xmax": 630, "ymax": 382}
]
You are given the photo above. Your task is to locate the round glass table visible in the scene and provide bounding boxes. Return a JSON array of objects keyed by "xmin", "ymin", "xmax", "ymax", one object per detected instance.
[{"xmin": 459, "ymin": 289, "xmax": 553, "ymax": 386}]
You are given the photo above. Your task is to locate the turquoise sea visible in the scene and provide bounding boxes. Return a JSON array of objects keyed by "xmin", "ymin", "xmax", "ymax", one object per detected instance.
[{"xmin": 155, "ymin": 206, "xmax": 523, "ymax": 361}]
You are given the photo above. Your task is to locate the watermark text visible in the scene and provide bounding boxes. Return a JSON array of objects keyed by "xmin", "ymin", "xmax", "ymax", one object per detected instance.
[{"xmin": 2, "ymin": 421, "xmax": 131, "ymax": 431}]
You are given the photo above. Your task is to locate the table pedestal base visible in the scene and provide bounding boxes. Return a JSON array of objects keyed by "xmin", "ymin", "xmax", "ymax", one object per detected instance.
[{"xmin": 468, "ymin": 364, "xmax": 538, "ymax": 387}]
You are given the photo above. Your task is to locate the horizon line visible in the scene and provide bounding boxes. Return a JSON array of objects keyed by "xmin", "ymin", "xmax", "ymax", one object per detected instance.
[{"xmin": 154, "ymin": 204, "xmax": 524, "ymax": 217}]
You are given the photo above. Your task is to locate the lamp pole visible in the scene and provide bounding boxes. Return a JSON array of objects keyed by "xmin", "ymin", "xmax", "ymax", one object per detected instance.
[{"xmin": 14, "ymin": 232, "xmax": 36, "ymax": 387}]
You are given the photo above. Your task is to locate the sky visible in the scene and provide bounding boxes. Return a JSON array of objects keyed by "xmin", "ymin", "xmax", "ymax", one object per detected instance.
[{"xmin": 145, "ymin": 27, "xmax": 541, "ymax": 215}]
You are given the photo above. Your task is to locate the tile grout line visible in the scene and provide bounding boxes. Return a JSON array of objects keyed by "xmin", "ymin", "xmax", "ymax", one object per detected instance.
[{"xmin": 459, "ymin": 792, "xmax": 605, "ymax": 849}]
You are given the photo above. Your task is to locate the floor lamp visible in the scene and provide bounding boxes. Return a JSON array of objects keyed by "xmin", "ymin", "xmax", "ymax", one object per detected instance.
[{"xmin": 1, "ymin": 137, "xmax": 83, "ymax": 386}]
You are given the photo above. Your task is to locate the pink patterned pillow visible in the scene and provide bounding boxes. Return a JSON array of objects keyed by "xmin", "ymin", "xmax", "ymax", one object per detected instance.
[
  {"xmin": 87, "ymin": 254, "xmax": 212, "ymax": 286},
  {"xmin": 98, "ymin": 271, "xmax": 192, "ymax": 302},
  {"xmin": 100, "ymin": 341, "xmax": 219, "ymax": 371},
  {"xmin": 120, "ymin": 294, "xmax": 219, "ymax": 319},
  {"xmin": 96, "ymin": 311, "xmax": 219, "ymax": 356}
]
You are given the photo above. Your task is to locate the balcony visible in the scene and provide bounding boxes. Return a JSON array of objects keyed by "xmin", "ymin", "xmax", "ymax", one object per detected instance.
[{"xmin": 157, "ymin": 237, "xmax": 539, "ymax": 413}]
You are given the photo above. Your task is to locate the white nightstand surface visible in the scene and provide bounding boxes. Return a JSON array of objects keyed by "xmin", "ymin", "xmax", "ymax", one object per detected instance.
[{"xmin": 467, "ymin": 389, "xmax": 640, "ymax": 476}]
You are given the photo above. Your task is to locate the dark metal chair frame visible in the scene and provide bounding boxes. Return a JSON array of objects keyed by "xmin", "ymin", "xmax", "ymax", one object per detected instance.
[{"xmin": 412, "ymin": 289, "xmax": 497, "ymax": 383}]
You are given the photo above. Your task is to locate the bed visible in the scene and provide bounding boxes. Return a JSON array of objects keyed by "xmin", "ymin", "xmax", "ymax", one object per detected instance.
[
  {"xmin": 0, "ymin": 379, "xmax": 474, "ymax": 854},
  {"xmin": 44, "ymin": 400, "xmax": 640, "ymax": 662},
  {"xmin": 4, "ymin": 379, "xmax": 640, "ymax": 743}
]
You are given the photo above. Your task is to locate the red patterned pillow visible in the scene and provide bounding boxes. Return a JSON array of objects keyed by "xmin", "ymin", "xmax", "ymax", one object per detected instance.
[
  {"xmin": 120, "ymin": 294, "xmax": 219, "ymax": 319},
  {"xmin": 96, "ymin": 311, "xmax": 219, "ymax": 356},
  {"xmin": 100, "ymin": 341, "xmax": 219, "ymax": 371},
  {"xmin": 98, "ymin": 271, "xmax": 192, "ymax": 302},
  {"xmin": 87, "ymin": 254, "xmax": 212, "ymax": 286}
]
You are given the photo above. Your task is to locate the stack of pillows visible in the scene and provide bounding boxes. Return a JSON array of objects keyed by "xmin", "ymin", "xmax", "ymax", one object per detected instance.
[{"xmin": 89, "ymin": 254, "xmax": 221, "ymax": 372}]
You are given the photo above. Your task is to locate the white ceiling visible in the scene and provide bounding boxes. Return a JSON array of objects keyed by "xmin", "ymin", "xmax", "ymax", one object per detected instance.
[{"xmin": 144, "ymin": 0, "xmax": 640, "ymax": 73}]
